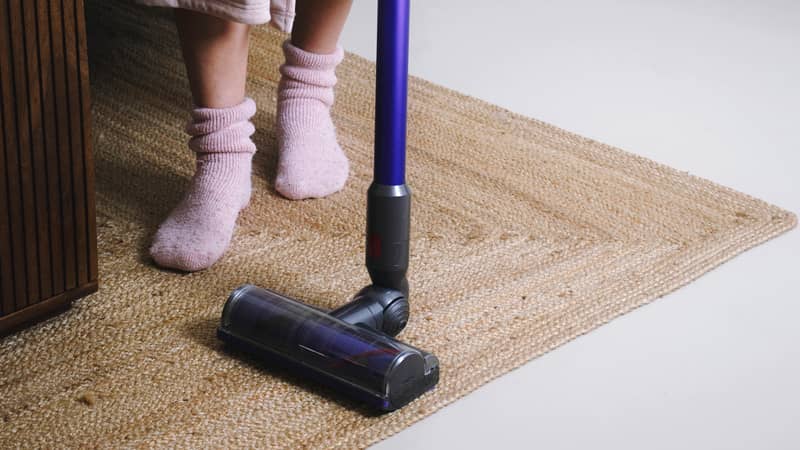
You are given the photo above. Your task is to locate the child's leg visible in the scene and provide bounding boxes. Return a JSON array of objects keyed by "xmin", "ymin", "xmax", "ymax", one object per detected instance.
[
  {"xmin": 292, "ymin": 0, "xmax": 353, "ymax": 54},
  {"xmin": 149, "ymin": 10, "xmax": 257, "ymax": 271},
  {"xmin": 175, "ymin": 9, "xmax": 250, "ymax": 108},
  {"xmin": 274, "ymin": 0, "xmax": 354, "ymax": 200}
]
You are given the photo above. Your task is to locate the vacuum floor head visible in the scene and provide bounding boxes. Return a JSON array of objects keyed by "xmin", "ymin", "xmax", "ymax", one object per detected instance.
[
  {"xmin": 218, "ymin": 0, "xmax": 435, "ymax": 413},
  {"xmin": 218, "ymin": 284, "xmax": 439, "ymax": 411}
]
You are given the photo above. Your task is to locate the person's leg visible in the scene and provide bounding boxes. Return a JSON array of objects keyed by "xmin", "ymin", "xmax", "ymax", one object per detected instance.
[
  {"xmin": 274, "ymin": 0, "xmax": 353, "ymax": 200},
  {"xmin": 291, "ymin": 0, "xmax": 353, "ymax": 54},
  {"xmin": 175, "ymin": 9, "xmax": 250, "ymax": 108},
  {"xmin": 150, "ymin": 10, "xmax": 257, "ymax": 271}
]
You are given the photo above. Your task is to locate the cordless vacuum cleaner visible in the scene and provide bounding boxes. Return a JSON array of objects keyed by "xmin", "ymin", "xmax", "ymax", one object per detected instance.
[{"xmin": 217, "ymin": 0, "xmax": 439, "ymax": 412}]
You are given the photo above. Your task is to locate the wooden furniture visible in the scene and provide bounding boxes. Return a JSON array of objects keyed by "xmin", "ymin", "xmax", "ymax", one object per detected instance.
[{"xmin": 0, "ymin": 0, "xmax": 97, "ymax": 335}]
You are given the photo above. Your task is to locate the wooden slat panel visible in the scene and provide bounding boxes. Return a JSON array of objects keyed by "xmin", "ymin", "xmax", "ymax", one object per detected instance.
[
  {"xmin": 75, "ymin": 0, "xmax": 97, "ymax": 282},
  {"xmin": 0, "ymin": 0, "xmax": 31, "ymax": 310},
  {"xmin": 37, "ymin": 0, "xmax": 65, "ymax": 293},
  {"xmin": 0, "ymin": 68, "xmax": 15, "ymax": 316},
  {"xmin": 62, "ymin": 0, "xmax": 89, "ymax": 286},
  {"xmin": 49, "ymin": 0, "xmax": 78, "ymax": 290},
  {"xmin": 9, "ymin": 0, "xmax": 43, "ymax": 306},
  {"xmin": 23, "ymin": 0, "xmax": 54, "ymax": 299},
  {"xmin": 0, "ymin": 0, "xmax": 97, "ymax": 329}
]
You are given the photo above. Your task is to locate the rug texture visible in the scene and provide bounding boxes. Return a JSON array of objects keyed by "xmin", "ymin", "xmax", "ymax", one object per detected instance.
[{"xmin": 1, "ymin": 1, "xmax": 796, "ymax": 448}]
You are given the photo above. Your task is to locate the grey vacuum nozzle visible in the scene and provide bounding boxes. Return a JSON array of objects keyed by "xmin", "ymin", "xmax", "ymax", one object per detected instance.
[{"xmin": 218, "ymin": 284, "xmax": 439, "ymax": 411}]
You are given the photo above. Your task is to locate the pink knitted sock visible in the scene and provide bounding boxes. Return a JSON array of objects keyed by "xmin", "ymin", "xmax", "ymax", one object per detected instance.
[
  {"xmin": 275, "ymin": 40, "xmax": 349, "ymax": 200},
  {"xmin": 149, "ymin": 98, "xmax": 257, "ymax": 272}
]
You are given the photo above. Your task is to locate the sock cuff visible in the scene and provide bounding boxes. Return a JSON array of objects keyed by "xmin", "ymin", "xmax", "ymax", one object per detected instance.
[
  {"xmin": 278, "ymin": 42, "xmax": 342, "ymax": 106},
  {"xmin": 189, "ymin": 120, "xmax": 256, "ymax": 155},
  {"xmin": 187, "ymin": 97, "xmax": 257, "ymax": 136},
  {"xmin": 282, "ymin": 40, "xmax": 345, "ymax": 71}
]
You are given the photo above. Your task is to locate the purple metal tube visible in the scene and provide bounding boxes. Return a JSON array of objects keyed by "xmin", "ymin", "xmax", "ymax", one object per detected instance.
[{"xmin": 374, "ymin": 0, "xmax": 410, "ymax": 186}]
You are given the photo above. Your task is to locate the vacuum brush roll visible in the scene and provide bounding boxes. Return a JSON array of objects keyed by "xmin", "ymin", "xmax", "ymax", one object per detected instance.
[{"xmin": 218, "ymin": 284, "xmax": 439, "ymax": 411}]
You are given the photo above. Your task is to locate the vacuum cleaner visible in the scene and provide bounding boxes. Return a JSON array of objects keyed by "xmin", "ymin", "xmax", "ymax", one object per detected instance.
[{"xmin": 217, "ymin": 0, "xmax": 440, "ymax": 412}]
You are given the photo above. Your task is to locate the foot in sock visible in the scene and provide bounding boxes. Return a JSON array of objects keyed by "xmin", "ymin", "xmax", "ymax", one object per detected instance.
[
  {"xmin": 275, "ymin": 40, "xmax": 349, "ymax": 200},
  {"xmin": 149, "ymin": 98, "xmax": 257, "ymax": 272}
]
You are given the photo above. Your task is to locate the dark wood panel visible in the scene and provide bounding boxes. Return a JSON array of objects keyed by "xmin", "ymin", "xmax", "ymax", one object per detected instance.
[
  {"xmin": 7, "ymin": 0, "xmax": 41, "ymax": 307},
  {"xmin": 23, "ymin": 0, "xmax": 54, "ymax": 299},
  {"xmin": 0, "ymin": 0, "xmax": 97, "ymax": 334},
  {"xmin": 62, "ymin": 0, "xmax": 89, "ymax": 287},
  {"xmin": 37, "ymin": 0, "xmax": 66, "ymax": 293},
  {"xmin": 0, "ymin": 64, "xmax": 14, "ymax": 316},
  {"xmin": 0, "ymin": 0, "xmax": 30, "ymax": 311},
  {"xmin": 49, "ymin": 0, "xmax": 78, "ymax": 290},
  {"xmin": 75, "ymin": 0, "xmax": 97, "ymax": 283}
]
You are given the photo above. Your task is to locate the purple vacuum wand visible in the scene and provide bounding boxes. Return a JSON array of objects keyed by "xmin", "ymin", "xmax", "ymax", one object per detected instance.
[
  {"xmin": 374, "ymin": 0, "xmax": 409, "ymax": 186},
  {"xmin": 217, "ymin": 0, "xmax": 440, "ymax": 412}
]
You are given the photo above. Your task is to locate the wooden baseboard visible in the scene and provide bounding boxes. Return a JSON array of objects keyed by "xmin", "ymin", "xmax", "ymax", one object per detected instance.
[{"xmin": 0, "ymin": 281, "xmax": 98, "ymax": 337}]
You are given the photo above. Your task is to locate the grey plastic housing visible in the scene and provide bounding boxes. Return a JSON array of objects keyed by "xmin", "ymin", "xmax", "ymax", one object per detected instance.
[
  {"xmin": 366, "ymin": 183, "xmax": 411, "ymax": 296},
  {"xmin": 329, "ymin": 285, "xmax": 410, "ymax": 336}
]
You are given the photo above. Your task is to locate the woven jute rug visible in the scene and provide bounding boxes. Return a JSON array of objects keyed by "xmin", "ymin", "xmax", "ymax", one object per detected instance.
[{"xmin": 1, "ymin": 1, "xmax": 796, "ymax": 448}]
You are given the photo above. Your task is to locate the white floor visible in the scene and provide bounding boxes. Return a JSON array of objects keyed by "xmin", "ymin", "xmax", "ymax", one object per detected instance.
[{"xmin": 338, "ymin": 1, "xmax": 800, "ymax": 449}]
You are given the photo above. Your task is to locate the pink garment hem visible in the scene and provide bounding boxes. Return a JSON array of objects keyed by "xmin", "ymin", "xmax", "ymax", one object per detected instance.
[{"xmin": 136, "ymin": 0, "xmax": 295, "ymax": 31}]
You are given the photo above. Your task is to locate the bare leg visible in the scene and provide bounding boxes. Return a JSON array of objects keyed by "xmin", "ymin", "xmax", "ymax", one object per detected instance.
[
  {"xmin": 175, "ymin": 9, "xmax": 250, "ymax": 107},
  {"xmin": 292, "ymin": 0, "xmax": 353, "ymax": 54},
  {"xmin": 149, "ymin": 11, "xmax": 257, "ymax": 272},
  {"xmin": 274, "ymin": 0, "xmax": 354, "ymax": 200}
]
